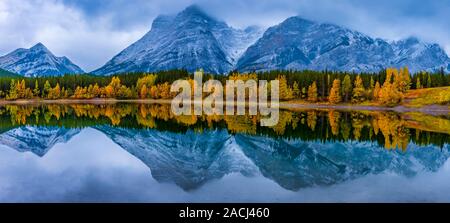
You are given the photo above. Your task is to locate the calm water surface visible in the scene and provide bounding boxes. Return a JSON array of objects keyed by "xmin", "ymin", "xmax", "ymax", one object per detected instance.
[{"xmin": 0, "ymin": 103, "xmax": 449, "ymax": 202}]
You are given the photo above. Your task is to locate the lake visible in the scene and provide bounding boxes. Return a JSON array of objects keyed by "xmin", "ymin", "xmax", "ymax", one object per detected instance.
[{"xmin": 0, "ymin": 103, "xmax": 449, "ymax": 202}]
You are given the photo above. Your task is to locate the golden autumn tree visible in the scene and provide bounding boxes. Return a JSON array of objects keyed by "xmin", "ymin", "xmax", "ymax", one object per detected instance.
[
  {"xmin": 140, "ymin": 84, "xmax": 148, "ymax": 99},
  {"xmin": 43, "ymin": 80, "xmax": 51, "ymax": 98},
  {"xmin": 328, "ymin": 79, "xmax": 341, "ymax": 104},
  {"xmin": 277, "ymin": 75, "xmax": 294, "ymax": 100},
  {"xmin": 378, "ymin": 68, "xmax": 403, "ymax": 106},
  {"xmin": 394, "ymin": 66, "xmax": 411, "ymax": 93},
  {"xmin": 137, "ymin": 74, "xmax": 157, "ymax": 98},
  {"xmin": 373, "ymin": 81, "xmax": 381, "ymax": 101},
  {"xmin": 292, "ymin": 81, "xmax": 300, "ymax": 99},
  {"xmin": 104, "ymin": 76, "xmax": 127, "ymax": 98},
  {"xmin": 150, "ymin": 85, "xmax": 159, "ymax": 99},
  {"xmin": 158, "ymin": 82, "xmax": 172, "ymax": 99},
  {"xmin": 352, "ymin": 75, "xmax": 365, "ymax": 103},
  {"xmin": 47, "ymin": 83, "xmax": 61, "ymax": 100},
  {"xmin": 307, "ymin": 81, "xmax": 318, "ymax": 102}
]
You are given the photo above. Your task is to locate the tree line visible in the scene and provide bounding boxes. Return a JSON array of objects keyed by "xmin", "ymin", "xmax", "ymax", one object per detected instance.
[{"xmin": 0, "ymin": 67, "xmax": 448, "ymax": 106}]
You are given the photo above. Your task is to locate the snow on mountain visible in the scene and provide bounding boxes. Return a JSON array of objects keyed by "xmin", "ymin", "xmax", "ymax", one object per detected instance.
[
  {"xmin": 92, "ymin": 5, "xmax": 263, "ymax": 75},
  {"xmin": 0, "ymin": 43, "xmax": 84, "ymax": 77},
  {"xmin": 93, "ymin": 7, "xmax": 449, "ymax": 75},
  {"xmin": 391, "ymin": 37, "xmax": 450, "ymax": 73},
  {"xmin": 237, "ymin": 16, "xmax": 450, "ymax": 73},
  {"xmin": 0, "ymin": 126, "xmax": 81, "ymax": 157}
]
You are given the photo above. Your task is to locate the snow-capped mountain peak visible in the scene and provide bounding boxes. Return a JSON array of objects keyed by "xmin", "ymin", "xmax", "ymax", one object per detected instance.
[
  {"xmin": 92, "ymin": 5, "xmax": 264, "ymax": 75},
  {"xmin": 237, "ymin": 16, "xmax": 450, "ymax": 73},
  {"xmin": 0, "ymin": 43, "xmax": 84, "ymax": 77}
]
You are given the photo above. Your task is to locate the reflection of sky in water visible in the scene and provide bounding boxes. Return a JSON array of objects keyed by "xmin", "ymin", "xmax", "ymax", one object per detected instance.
[{"xmin": 0, "ymin": 128, "xmax": 450, "ymax": 202}]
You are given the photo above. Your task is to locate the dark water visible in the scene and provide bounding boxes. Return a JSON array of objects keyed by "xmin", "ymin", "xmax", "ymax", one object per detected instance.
[{"xmin": 0, "ymin": 103, "xmax": 449, "ymax": 202}]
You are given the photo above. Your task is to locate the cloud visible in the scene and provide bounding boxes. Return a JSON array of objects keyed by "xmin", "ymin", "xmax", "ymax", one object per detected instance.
[
  {"xmin": 0, "ymin": 0, "xmax": 148, "ymax": 72},
  {"xmin": 0, "ymin": 0, "xmax": 448, "ymax": 72}
]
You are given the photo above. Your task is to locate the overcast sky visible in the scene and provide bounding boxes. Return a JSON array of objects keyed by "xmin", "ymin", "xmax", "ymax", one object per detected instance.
[{"xmin": 0, "ymin": 0, "xmax": 448, "ymax": 72}]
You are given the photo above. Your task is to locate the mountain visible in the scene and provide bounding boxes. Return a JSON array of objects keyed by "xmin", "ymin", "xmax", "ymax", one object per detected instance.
[
  {"xmin": 391, "ymin": 37, "xmax": 450, "ymax": 73},
  {"xmin": 92, "ymin": 5, "xmax": 263, "ymax": 75},
  {"xmin": 0, "ymin": 126, "xmax": 81, "ymax": 157},
  {"xmin": 0, "ymin": 43, "xmax": 84, "ymax": 77},
  {"xmin": 0, "ymin": 68, "xmax": 20, "ymax": 78},
  {"xmin": 237, "ymin": 16, "xmax": 450, "ymax": 73}
]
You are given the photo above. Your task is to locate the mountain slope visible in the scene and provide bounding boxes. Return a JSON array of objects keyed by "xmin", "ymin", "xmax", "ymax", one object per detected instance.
[
  {"xmin": 92, "ymin": 5, "xmax": 263, "ymax": 75},
  {"xmin": 236, "ymin": 16, "xmax": 450, "ymax": 73},
  {"xmin": 0, "ymin": 68, "xmax": 20, "ymax": 78},
  {"xmin": 0, "ymin": 43, "xmax": 84, "ymax": 77}
]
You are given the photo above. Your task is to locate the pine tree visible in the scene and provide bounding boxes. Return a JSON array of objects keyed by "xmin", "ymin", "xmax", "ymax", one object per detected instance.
[
  {"xmin": 416, "ymin": 77, "xmax": 422, "ymax": 89},
  {"xmin": 307, "ymin": 81, "xmax": 318, "ymax": 102},
  {"xmin": 33, "ymin": 80, "xmax": 40, "ymax": 97},
  {"xmin": 352, "ymin": 75, "xmax": 365, "ymax": 103},
  {"xmin": 427, "ymin": 74, "xmax": 432, "ymax": 88},
  {"xmin": 6, "ymin": 79, "xmax": 17, "ymax": 100},
  {"xmin": 301, "ymin": 87, "xmax": 307, "ymax": 99},
  {"xmin": 369, "ymin": 77, "xmax": 375, "ymax": 90},
  {"xmin": 342, "ymin": 75, "xmax": 352, "ymax": 102},
  {"xmin": 328, "ymin": 79, "xmax": 341, "ymax": 104}
]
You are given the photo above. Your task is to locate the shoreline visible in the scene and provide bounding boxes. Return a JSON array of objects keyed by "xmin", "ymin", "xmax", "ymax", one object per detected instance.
[{"xmin": 0, "ymin": 98, "xmax": 448, "ymax": 115}]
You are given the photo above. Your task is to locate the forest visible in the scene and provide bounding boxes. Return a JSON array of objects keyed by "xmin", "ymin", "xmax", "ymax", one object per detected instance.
[{"xmin": 0, "ymin": 67, "xmax": 449, "ymax": 106}]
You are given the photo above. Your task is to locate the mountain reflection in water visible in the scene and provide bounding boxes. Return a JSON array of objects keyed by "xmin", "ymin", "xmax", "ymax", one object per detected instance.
[{"xmin": 0, "ymin": 103, "xmax": 449, "ymax": 202}]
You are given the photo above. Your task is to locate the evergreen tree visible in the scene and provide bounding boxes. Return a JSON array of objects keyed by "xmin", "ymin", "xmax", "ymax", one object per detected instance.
[
  {"xmin": 342, "ymin": 75, "xmax": 352, "ymax": 102},
  {"xmin": 6, "ymin": 79, "xmax": 17, "ymax": 100},
  {"xmin": 33, "ymin": 80, "xmax": 40, "ymax": 97},
  {"xmin": 369, "ymin": 77, "xmax": 375, "ymax": 90},
  {"xmin": 416, "ymin": 77, "xmax": 422, "ymax": 89}
]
